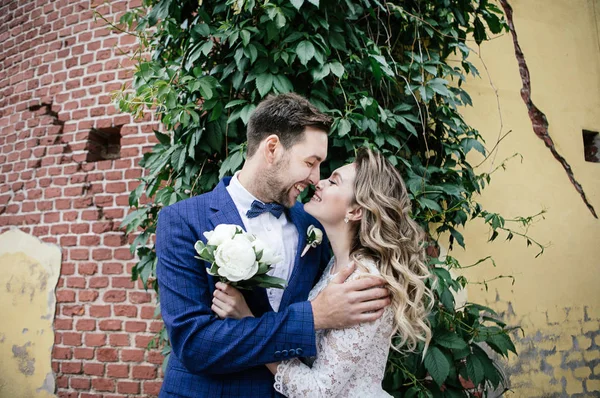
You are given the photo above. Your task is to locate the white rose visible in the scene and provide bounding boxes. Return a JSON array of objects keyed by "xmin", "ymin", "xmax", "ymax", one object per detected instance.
[
  {"xmin": 253, "ymin": 238, "xmax": 283, "ymax": 265},
  {"xmin": 203, "ymin": 224, "xmax": 240, "ymax": 246},
  {"xmin": 214, "ymin": 235, "xmax": 258, "ymax": 282}
]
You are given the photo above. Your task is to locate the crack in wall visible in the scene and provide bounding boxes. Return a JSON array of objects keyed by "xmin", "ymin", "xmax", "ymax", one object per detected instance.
[
  {"xmin": 499, "ymin": 0, "xmax": 598, "ymax": 219},
  {"xmin": 0, "ymin": 102, "xmax": 60, "ymax": 216}
]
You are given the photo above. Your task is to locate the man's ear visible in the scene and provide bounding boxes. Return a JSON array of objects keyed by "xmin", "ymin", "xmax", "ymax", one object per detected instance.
[
  {"xmin": 347, "ymin": 205, "xmax": 363, "ymax": 222},
  {"xmin": 262, "ymin": 134, "xmax": 281, "ymax": 165}
]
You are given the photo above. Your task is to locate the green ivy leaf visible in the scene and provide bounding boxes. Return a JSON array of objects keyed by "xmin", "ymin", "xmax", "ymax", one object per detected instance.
[
  {"xmin": 225, "ymin": 99, "xmax": 247, "ymax": 109},
  {"xmin": 296, "ymin": 40, "xmax": 316, "ymax": 65},
  {"xmin": 466, "ymin": 354, "xmax": 485, "ymax": 385},
  {"xmin": 290, "ymin": 0, "xmax": 304, "ymax": 10},
  {"xmin": 435, "ymin": 331, "xmax": 468, "ymax": 350},
  {"xmin": 329, "ymin": 61, "xmax": 345, "ymax": 78},
  {"xmin": 240, "ymin": 30, "xmax": 251, "ymax": 46},
  {"xmin": 240, "ymin": 104, "xmax": 257, "ymax": 125},
  {"xmin": 473, "ymin": 17, "xmax": 487, "ymax": 45},
  {"xmin": 428, "ymin": 78, "xmax": 452, "ymax": 97},
  {"xmin": 449, "ymin": 227, "xmax": 466, "ymax": 249},
  {"xmin": 219, "ymin": 149, "xmax": 244, "ymax": 179},
  {"xmin": 329, "ymin": 31, "xmax": 347, "ymax": 52},
  {"xmin": 311, "ymin": 63, "xmax": 330, "ymax": 81},
  {"xmin": 121, "ymin": 208, "xmax": 149, "ymax": 234},
  {"xmin": 424, "ymin": 346, "xmax": 450, "ymax": 386},
  {"xmin": 486, "ymin": 332, "xmax": 517, "ymax": 357},
  {"xmin": 273, "ymin": 75, "xmax": 293, "ymax": 93},
  {"xmin": 154, "ymin": 131, "xmax": 170, "ymax": 145},
  {"xmin": 198, "ymin": 76, "xmax": 217, "ymax": 100},
  {"xmin": 396, "ymin": 115, "xmax": 418, "ymax": 136},
  {"xmin": 337, "ymin": 119, "xmax": 351, "ymax": 137},
  {"xmin": 460, "ymin": 138, "xmax": 486, "ymax": 156},
  {"xmin": 256, "ymin": 73, "xmax": 274, "ymax": 97},
  {"xmin": 418, "ymin": 197, "xmax": 442, "ymax": 212},
  {"xmin": 192, "ymin": 22, "xmax": 210, "ymax": 37}
]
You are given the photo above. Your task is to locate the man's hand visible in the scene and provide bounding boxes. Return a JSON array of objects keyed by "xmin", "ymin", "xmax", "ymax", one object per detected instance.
[
  {"xmin": 311, "ymin": 263, "xmax": 391, "ymax": 330},
  {"xmin": 212, "ymin": 282, "xmax": 255, "ymax": 320}
]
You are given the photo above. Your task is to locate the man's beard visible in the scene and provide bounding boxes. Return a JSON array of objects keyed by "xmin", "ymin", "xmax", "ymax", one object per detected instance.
[{"xmin": 263, "ymin": 157, "xmax": 295, "ymax": 208}]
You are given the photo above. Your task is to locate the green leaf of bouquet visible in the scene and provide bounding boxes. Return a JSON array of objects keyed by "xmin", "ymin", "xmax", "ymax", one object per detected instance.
[
  {"xmin": 207, "ymin": 261, "xmax": 219, "ymax": 276},
  {"xmin": 194, "ymin": 240, "xmax": 206, "ymax": 255},
  {"xmin": 257, "ymin": 262, "xmax": 270, "ymax": 274},
  {"xmin": 255, "ymin": 249, "xmax": 264, "ymax": 263},
  {"xmin": 251, "ymin": 274, "xmax": 287, "ymax": 289}
]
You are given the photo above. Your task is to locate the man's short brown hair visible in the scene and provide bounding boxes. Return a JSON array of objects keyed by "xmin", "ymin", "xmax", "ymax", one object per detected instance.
[{"xmin": 246, "ymin": 93, "xmax": 332, "ymax": 157}]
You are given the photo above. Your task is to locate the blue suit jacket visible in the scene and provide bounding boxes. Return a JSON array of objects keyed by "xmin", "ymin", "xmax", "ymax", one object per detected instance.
[{"xmin": 156, "ymin": 177, "xmax": 330, "ymax": 397}]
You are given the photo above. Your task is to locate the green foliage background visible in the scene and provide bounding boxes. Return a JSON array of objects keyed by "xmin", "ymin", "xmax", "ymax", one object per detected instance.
[{"xmin": 114, "ymin": 0, "xmax": 545, "ymax": 396}]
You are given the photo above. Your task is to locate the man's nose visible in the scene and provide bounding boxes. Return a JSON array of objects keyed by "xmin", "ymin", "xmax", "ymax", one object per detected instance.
[{"xmin": 309, "ymin": 164, "xmax": 321, "ymax": 185}]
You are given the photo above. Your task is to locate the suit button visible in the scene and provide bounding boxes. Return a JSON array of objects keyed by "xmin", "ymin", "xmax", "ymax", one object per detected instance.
[
  {"xmin": 281, "ymin": 350, "xmax": 288, "ymax": 357},
  {"xmin": 274, "ymin": 351, "xmax": 281, "ymax": 358},
  {"xmin": 288, "ymin": 349, "xmax": 296, "ymax": 356},
  {"xmin": 296, "ymin": 348, "xmax": 303, "ymax": 355}
]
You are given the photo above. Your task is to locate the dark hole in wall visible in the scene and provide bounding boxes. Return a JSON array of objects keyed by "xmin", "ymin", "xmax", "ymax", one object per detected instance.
[
  {"xmin": 583, "ymin": 130, "xmax": 599, "ymax": 163},
  {"xmin": 86, "ymin": 126, "xmax": 123, "ymax": 162}
]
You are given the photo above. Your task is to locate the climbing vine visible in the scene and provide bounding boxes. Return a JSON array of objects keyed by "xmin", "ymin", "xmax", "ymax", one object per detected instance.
[{"xmin": 113, "ymin": 0, "xmax": 546, "ymax": 395}]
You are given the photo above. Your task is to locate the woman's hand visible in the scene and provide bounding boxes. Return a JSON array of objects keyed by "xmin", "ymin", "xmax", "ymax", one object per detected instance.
[{"xmin": 211, "ymin": 282, "xmax": 254, "ymax": 319}]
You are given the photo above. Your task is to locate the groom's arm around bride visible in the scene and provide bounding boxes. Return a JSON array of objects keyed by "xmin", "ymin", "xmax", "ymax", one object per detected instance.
[{"xmin": 154, "ymin": 93, "xmax": 390, "ymax": 398}]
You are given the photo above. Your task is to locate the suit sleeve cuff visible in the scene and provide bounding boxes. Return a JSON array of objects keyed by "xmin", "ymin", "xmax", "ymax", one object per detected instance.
[{"xmin": 272, "ymin": 301, "xmax": 317, "ymax": 360}]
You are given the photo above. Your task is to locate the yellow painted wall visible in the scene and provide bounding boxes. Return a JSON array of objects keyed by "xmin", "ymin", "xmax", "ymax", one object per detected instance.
[
  {"xmin": 0, "ymin": 229, "xmax": 60, "ymax": 397},
  {"xmin": 456, "ymin": 0, "xmax": 600, "ymax": 396}
]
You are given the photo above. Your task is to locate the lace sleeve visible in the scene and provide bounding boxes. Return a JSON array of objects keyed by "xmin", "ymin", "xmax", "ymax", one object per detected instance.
[{"xmin": 274, "ymin": 264, "xmax": 392, "ymax": 398}]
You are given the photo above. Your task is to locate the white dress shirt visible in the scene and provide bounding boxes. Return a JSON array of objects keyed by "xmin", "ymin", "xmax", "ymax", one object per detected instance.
[{"xmin": 226, "ymin": 172, "xmax": 299, "ymax": 312}]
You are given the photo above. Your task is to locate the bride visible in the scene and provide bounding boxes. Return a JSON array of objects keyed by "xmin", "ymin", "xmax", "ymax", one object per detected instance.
[{"xmin": 211, "ymin": 148, "xmax": 434, "ymax": 397}]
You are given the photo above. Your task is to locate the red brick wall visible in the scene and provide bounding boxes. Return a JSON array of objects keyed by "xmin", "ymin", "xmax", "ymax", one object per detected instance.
[{"xmin": 0, "ymin": 0, "xmax": 164, "ymax": 396}]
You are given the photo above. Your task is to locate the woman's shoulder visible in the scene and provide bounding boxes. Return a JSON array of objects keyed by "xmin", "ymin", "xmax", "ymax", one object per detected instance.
[{"xmin": 348, "ymin": 257, "xmax": 382, "ymax": 280}]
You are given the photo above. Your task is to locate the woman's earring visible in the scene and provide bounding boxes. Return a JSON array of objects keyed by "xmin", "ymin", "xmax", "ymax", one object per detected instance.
[{"xmin": 344, "ymin": 217, "xmax": 349, "ymax": 224}]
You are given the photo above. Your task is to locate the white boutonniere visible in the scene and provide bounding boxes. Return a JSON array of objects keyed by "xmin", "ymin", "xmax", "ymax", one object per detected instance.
[{"xmin": 301, "ymin": 225, "xmax": 323, "ymax": 257}]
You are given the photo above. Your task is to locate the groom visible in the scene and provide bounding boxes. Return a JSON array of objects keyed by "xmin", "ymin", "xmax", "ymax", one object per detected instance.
[{"xmin": 156, "ymin": 93, "xmax": 390, "ymax": 397}]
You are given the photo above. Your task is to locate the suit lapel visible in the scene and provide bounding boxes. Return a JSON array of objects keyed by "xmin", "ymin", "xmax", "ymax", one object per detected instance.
[
  {"xmin": 207, "ymin": 178, "xmax": 246, "ymax": 231},
  {"xmin": 278, "ymin": 204, "xmax": 310, "ymax": 309}
]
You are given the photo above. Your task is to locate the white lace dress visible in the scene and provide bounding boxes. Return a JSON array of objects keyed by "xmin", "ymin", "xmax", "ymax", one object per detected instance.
[{"xmin": 274, "ymin": 258, "xmax": 393, "ymax": 397}]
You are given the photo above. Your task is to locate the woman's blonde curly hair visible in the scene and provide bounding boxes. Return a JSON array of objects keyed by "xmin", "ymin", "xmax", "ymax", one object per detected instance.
[{"xmin": 350, "ymin": 147, "xmax": 434, "ymax": 352}]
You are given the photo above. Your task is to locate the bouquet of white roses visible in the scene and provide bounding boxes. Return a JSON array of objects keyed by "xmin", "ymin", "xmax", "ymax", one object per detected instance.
[{"xmin": 194, "ymin": 224, "xmax": 287, "ymax": 290}]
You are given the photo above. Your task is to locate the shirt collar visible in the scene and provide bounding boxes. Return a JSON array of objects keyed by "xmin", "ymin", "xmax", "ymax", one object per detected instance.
[{"xmin": 227, "ymin": 171, "xmax": 260, "ymax": 213}]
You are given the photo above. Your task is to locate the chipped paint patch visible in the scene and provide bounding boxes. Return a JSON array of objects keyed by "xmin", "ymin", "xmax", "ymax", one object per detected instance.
[
  {"xmin": 0, "ymin": 229, "xmax": 60, "ymax": 397},
  {"xmin": 12, "ymin": 342, "xmax": 35, "ymax": 376},
  {"xmin": 478, "ymin": 292, "xmax": 600, "ymax": 397}
]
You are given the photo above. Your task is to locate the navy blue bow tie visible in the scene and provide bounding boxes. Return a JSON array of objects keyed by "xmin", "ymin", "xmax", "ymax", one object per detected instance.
[{"xmin": 246, "ymin": 200, "xmax": 285, "ymax": 219}]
